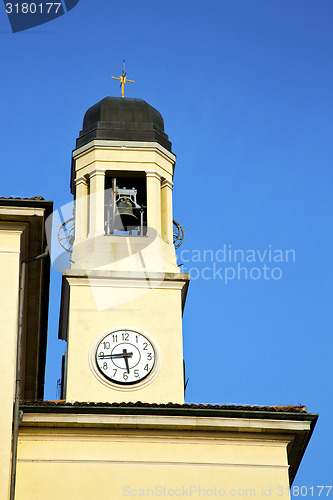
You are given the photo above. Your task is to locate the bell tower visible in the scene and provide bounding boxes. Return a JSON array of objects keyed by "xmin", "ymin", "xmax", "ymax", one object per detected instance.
[{"xmin": 59, "ymin": 97, "xmax": 189, "ymax": 404}]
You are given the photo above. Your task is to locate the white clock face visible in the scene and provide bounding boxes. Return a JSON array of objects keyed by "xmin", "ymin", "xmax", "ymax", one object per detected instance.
[{"xmin": 95, "ymin": 330, "xmax": 155, "ymax": 385}]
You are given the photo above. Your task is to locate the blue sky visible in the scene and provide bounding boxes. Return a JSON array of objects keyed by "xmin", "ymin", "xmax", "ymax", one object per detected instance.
[{"xmin": 1, "ymin": 0, "xmax": 332, "ymax": 491}]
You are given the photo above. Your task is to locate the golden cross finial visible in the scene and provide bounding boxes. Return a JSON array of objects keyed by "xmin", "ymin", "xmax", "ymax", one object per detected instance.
[{"xmin": 111, "ymin": 60, "xmax": 135, "ymax": 98}]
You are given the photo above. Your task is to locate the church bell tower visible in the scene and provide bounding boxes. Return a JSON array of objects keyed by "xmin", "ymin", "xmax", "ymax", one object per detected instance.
[{"xmin": 59, "ymin": 97, "xmax": 189, "ymax": 404}]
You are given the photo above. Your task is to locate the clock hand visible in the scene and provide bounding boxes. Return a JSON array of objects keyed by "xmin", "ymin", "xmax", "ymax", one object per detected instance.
[
  {"xmin": 123, "ymin": 348, "xmax": 130, "ymax": 374},
  {"xmin": 98, "ymin": 352, "xmax": 133, "ymax": 360}
]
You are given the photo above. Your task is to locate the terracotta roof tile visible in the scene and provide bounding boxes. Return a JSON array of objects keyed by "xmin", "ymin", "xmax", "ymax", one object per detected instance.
[
  {"xmin": 0, "ymin": 196, "xmax": 45, "ymax": 200},
  {"xmin": 20, "ymin": 400, "xmax": 308, "ymax": 413}
]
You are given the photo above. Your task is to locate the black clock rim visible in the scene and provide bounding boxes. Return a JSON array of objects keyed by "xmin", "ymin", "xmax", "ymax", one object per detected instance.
[{"xmin": 95, "ymin": 360, "xmax": 155, "ymax": 386}]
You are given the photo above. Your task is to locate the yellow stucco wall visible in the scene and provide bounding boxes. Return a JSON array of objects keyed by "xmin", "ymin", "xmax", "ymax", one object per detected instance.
[
  {"xmin": 71, "ymin": 234, "xmax": 180, "ymax": 274},
  {"xmin": 0, "ymin": 223, "xmax": 27, "ymax": 500},
  {"xmin": 65, "ymin": 277, "xmax": 187, "ymax": 404},
  {"xmin": 16, "ymin": 422, "xmax": 292, "ymax": 500}
]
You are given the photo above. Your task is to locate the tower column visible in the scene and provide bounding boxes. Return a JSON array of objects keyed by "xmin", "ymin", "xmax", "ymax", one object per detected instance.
[
  {"xmin": 74, "ymin": 176, "xmax": 88, "ymax": 241},
  {"xmin": 89, "ymin": 170, "xmax": 105, "ymax": 238},
  {"xmin": 146, "ymin": 171, "xmax": 161, "ymax": 235},
  {"xmin": 161, "ymin": 179, "xmax": 173, "ymax": 243}
]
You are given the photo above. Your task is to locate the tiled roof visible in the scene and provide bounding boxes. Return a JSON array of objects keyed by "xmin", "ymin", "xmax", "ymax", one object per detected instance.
[
  {"xmin": 21, "ymin": 400, "xmax": 308, "ymax": 413},
  {"xmin": 0, "ymin": 196, "xmax": 45, "ymax": 200}
]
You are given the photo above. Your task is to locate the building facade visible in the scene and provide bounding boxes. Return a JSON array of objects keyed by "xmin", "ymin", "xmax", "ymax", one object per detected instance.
[{"xmin": 0, "ymin": 97, "xmax": 317, "ymax": 499}]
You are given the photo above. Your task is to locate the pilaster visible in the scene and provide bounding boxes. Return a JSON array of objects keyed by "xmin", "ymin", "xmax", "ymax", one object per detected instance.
[
  {"xmin": 74, "ymin": 176, "xmax": 88, "ymax": 241},
  {"xmin": 88, "ymin": 170, "xmax": 105, "ymax": 238},
  {"xmin": 146, "ymin": 171, "xmax": 161, "ymax": 235},
  {"xmin": 161, "ymin": 179, "xmax": 173, "ymax": 243}
]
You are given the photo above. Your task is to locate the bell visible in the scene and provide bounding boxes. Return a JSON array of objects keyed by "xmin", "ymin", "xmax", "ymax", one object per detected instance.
[{"xmin": 114, "ymin": 197, "xmax": 139, "ymax": 231}]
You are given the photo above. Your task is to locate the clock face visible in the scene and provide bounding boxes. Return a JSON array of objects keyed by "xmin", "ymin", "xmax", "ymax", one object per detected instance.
[{"xmin": 95, "ymin": 329, "xmax": 155, "ymax": 385}]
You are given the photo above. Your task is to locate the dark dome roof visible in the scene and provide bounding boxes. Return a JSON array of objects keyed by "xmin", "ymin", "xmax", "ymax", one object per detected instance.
[{"xmin": 76, "ymin": 97, "xmax": 172, "ymax": 152}]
